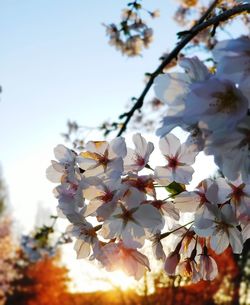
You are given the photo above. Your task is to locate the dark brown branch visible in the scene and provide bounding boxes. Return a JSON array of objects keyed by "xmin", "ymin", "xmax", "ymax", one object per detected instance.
[{"xmin": 116, "ymin": 3, "xmax": 250, "ymax": 137}]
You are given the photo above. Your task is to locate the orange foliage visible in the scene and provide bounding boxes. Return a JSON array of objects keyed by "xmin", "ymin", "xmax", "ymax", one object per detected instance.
[{"xmin": 6, "ymin": 253, "xmax": 70, "ymax": 305}]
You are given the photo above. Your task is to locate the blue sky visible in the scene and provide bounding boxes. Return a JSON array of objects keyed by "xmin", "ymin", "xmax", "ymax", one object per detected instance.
[
  {"xmin": 0, "ymin": 0, "xmax": 180, "ymax": 228},
  {"xmin": 0, "ymin": 0, "xmax": 182, "ymax": 291}
]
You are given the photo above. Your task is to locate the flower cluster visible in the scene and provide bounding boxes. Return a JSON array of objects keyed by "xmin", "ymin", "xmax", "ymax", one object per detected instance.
[
  {"xmin": 104, "ymin": 1, "xmax": 159, "ymax": 56},
  {"xmin": 47, "ymin": 125, "xmax": 249, "ymax": 281},
  {"xmin": 155, "ymin": 36, "xmax": 250, "ymax": 183}
]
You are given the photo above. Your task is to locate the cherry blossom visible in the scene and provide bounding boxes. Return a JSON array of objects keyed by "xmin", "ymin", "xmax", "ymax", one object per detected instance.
[
  {"xmin": 124, "ymin": 133, "xmax": 154, "ymax": 173},
  {"xmin": 47, "ymin": 129, "xmax": 250, "ymax": 281},
  {"xmin": 213, "ymin": 36, "xmax": 250, "ymax": 104},
  {"xmin": 207, "ymin": 177, "xmax": 250, "ymax": 218},
  {"xmin": 100, "ymin": 198, "xmax": 163, "ymax": 248},
  {"xmin": 66, "ymin": 220, "xmax": 99, "ymax": 259},
  {"xmin": 178, "ymin": 258, "xmax": 201, "ymax": 282},
  {"xmin": 184, "ymin": 77, "xmax": 248, "ymax": 134},
  {"xmin": 204, "ymin": 116, "xmax": 250, "ymax": 182},
  {"xmin": 155, "ymin": 133, "xmax": 198, "ymax": 184},
  {"xmin": 46, "ymin": 144, "xmax": 78, "ymax": 183},
  {"xmin": 83, "ymin": 177, "xmax": 122, "ymax": 220},
  {"xmin": 154, "ymin": 56, "xmax": 210, "ymax": 136},
  {"xmin": 164, "ymin": 250, "xmax": 181, "ymax": 276},
  {"xmin": 195, "ymin": 204, "xmax": 243, "ymax": 254},
  {"xmin": 77, "ymin": 138, "xmax": 127, "ymax": 178},
  {"xmin": 199, "ymin": 249, "xmax": 218, "ymax": 281},
  {"xmin": 96, "ymin": 242, "xmax": 150, "ymax": 280}
]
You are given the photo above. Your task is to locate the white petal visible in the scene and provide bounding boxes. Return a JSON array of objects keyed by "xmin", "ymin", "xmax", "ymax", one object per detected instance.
[
  {"xmin": 228, "ymin": 227, "xmax": 243, "ymax": 254},
  {"xmin": 74, "ymin": 239, "xmax": 91, "ymax": 259}
]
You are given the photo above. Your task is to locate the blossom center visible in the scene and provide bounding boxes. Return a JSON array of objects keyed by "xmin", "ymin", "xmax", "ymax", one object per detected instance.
[
  {"xmin": 211, "ymin": 86, "xmax": 239, "ymax": 114},
  {"xmin": 166, "ymin": 155, "xmax": 179, "ymax": 169},
  {"xmin": 135, "ymin": 155, "xmax": 145, "ymax": 166},
  {"xmin": 101, "ymin": 190, "xmax": 114, "ymax": 203},
  {"xmin": 231, "ymin": 185, "xmax": 244, "ymax": 203}
]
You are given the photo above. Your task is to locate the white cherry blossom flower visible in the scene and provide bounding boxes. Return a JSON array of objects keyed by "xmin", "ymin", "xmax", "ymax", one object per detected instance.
[
  {"xmin": 46, "ymin": 144, "xmax": 77, "ymax": 183},
  {"xmin": 155, "ymin": 133, "xmax": 198, "ymax": 184},
  {"xmin": 164, "ymin": 251, "xmax": 180, "ymax": 275},
  {"xmin": 175, "ymin": 179, "xmax": 217, "ymax": 230},
  {"xmin": 100, "ymin": 198, "xmax": 164, "ymax": 248},
  {"xmin": 195, "ymin": 204, "xmax": 243, "ymax": 254},
  {"xmin": 124, "ymin": 133, "xmax": 154, "ymax": 172},
  {"xmin": 77, "ymin": 138, "xmax": 127, "ymax": 178},
  {"xmin": 204, "ymin": 116, "xmax": 250, "ymax": 182},
  {"xmin": 53, "ymin": 180, "xmax": 85, "ymax": 221},
  {"xmin": 144, "ymin": 199, "xmax": 180, "ymax": 221},
  {"xmin": 154, "ymin": 56, "xmax": 210, "ymax": 136},
  {"xmin": 150, "ymin": 231, "xmax": 166, "ymax": 261},
  {"xmin": 122, "ymin": 174, "xmax": 156, "ymax": 198},
  {"xmin": 213, "ymin": 36, "xmax": 250, "ymax": 104},
  {"xmin": 66, "ymin": 220, "xmax": 99, "ymax": 259},
  {"xmin": 96, "ymin": 242, "xmax": 150, "ymax": 280},
  {"xmin": 207, "ymin": 177, "xmax": 250, "ymax": 218},
  {"xmin": 83, "ymin": 177, "xmax": 122, "ymax": 220},
  {"xmin": 199, "ymin": 251, "xmax": 218, "ymax": 281},
  {"xmin": 184, "ymin": 77, "xmax": 248, "ymax": 134},
  {"xmin": 178, "ymin": 258, "xmax": 201, "ymax": 283}
]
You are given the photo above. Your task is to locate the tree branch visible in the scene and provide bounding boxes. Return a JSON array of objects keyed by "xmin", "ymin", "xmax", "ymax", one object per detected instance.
[{"xmin": 116, "ymin": 3, "xmax": 250, "ymax": 137}]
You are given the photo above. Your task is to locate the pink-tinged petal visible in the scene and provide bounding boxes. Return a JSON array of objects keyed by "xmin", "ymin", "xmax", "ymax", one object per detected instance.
[
  {"xmin": 121, "ymin": 247, "xmax": 150, "ymax": 280},
  {"xmin": 221, "ymin": 204, "xmax": 238, "ymax": 226},
  {"xmin": 194, "ymin": 219, "xmax": 214, "ymax": 236},
  {"xmin": 164, "ymin": 252, "xmax": 180, "ymax": 275},
  {"xmin": 205, "ymin": 181, "xmax": 219, "ymax": 205},
  {"xmin": 54, "ymin": 144, "xmax": 74, "ymax": 162},
  {"xmin": 228, "ymin": 228, "xmax": 243, "ymax": 254},
  {"xmin": 199, "ymin": 255, "xmax": 218, "ymax": 281},
  {"xmin": 211, "ymin": 177, "xmax": 231, "ymax": 204},
  {"xmin": 210, "ymin": 230, "xmax": 229, "ymax": 254},
  {"xmin": 178, "ymin": 143, "xmax": 198, "ymax": 165},
  {"xmin": 133, "ymin": 133, "xmax": 149, "ymax": 156},
  {"xmin": 109, "ymin": 137, "xmax": 127, "ymax": 158},
  {"xmin": 174, "ymin": 191, "xmax": 200, "ymax": 212},
  {"xmin": 154, "ymin": 73, "xmax": 190, "ymax": 106},
  {"xmin": 77, "ymin": 157, "xmax": 98, "ymax": 171},
  {"xmin": 159, "ymin": 134, "xmax": 181, "ymax": 157},
  {"xmin": 83, "ymin": 185, "xmax": 103, "ymax": 201},
  {"xmin": 161, "ymin": 202, "xmax": 180, "ymax": 220},
  {"xmin": 107, "ymin": 158, "xmax": 124, "ymax": 176},
  {"xmin": 100, "ymin": 217, "xmax": 123, "ymax": 240},
  {"xmin": 84, "ymin": 200, "xmax": 102, "ymax": 216},
  {"xmin": 134, "ymin": 205, "xmax": 164, "ymax": 231},
  {"xmin": 174, "ymin": 165, "xmax": 194, "ymax": 184},
  {"xmin": 85, "ymin": 141, "xmax": 108, "ymax": 154},
  {"xmin": 46, "ymin": 165, "xmax": 63, "ymax": 183},
  {"xmin": 242, "ymin": 222, "xmax": 250, "ymax": 242},
  {"xmin": 122, "ymin": 223, "xmax": 145, "ymax": 248},
  {"xmin": 152, "ymin": 236, "xmax": 166, "ymax": 261},
  {"xmin": 179, "ymin": 56, "xmax": 210, "ymax": 82},
  {"xmin": 154, "ymin": 166, "xmax": 173, "ymax": 185},
  {"xmin": 74, "ymin": 239, "xmax": 91, "ymax": 259},
  {"xmin": 121, "ymin": 187, "xmax": 146, "ymax": 208}
]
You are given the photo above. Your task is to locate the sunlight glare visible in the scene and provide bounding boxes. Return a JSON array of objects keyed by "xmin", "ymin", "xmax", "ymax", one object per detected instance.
[{"xmin": 106, "ymin": 270, "xmax": 137, "ymax": 291}]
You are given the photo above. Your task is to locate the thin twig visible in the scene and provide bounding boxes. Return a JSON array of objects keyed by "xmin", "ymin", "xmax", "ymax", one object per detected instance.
[
  {"xmin": 197, "ymin": 0, "xmax": 220, "ymax": 24},
  {"xmin": 160, "ymin": 221, "xmax": 194, "ymax": 240},
  {"xmin": 116, "ymin": 3, "xmax": 250, "ymax": 137}
]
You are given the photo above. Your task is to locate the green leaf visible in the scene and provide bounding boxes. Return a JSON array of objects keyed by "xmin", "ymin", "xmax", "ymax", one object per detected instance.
[{"xmin": 165, "ymin": 181, "xmax": 186, "ymax": 197}]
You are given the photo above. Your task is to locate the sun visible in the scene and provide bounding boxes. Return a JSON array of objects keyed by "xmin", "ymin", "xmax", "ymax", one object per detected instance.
[
  {"xmin": 105, "ymin": 270, "xmax": 137, "ymax": 291},
  {"xmin": 63, "ymin": 246, "xmax": 138, "ymax": 293}
]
